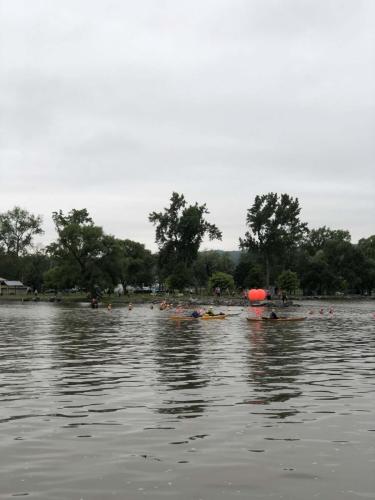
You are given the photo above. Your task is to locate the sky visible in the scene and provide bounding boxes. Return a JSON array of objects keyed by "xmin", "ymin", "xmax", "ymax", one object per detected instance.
[{"xmin": 1, "ymin": 0, "xmax": 374, "ymax": 251}]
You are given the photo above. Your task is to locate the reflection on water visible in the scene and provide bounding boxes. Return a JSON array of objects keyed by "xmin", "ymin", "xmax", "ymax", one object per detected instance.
[
  {"xmin": 153, "ymin": 319, "xmax": 208, "ymax": 418},
  {"xmin": 0, "ymin": 301, "xmax": 374, "ymax": 499},
  {"xmin": 246, "ymin": 324, "xmax": 303, "ymax": 414}
]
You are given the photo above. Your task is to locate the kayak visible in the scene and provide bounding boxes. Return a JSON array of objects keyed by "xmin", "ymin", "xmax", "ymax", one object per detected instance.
[
  {"xmin": 169, "ymin": 315, "xmax": 198, "ymax": 321},
  {"xmin": 201, "ymin": 314, "xmax": 226, "ymax": 320},
  {"xmin": 247, "ymin": 316, "xmax": 306, "ymax": 322}
]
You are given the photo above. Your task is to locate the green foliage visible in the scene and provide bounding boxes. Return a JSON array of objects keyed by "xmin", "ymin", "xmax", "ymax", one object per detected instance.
[
  {"xmin": 0, "ymin": 253, "xmax": 20, "ymax": 280},
  {"xmin": 116, "ymin": 239, "xmax": 155, "ymax": 290},
  {"xmin": 234, "ymin": 252, "xmax": 264, "ymax": 289},
  {"xmin": 165, "ymin": 263, "xmax": 192, "ymax": 292},
  {"xmin": 358, "ymin": 235, "xmax": 375, "ymax": 260},
  {"xmin": 21, "ymin": 252, "xmax": 51, "ymax": 291},
  {"xmin": 149, "ymin": 192, "xmax": 222, "ymax": 286},
  {"xmin": 0, "ymin": 199, "xmax": 373, "ymax": 297},
  {"xmin": 240, "ymin": 193, "xmax": 308, "ymax": 286},
  {"xmin": 297, "ymin": 250, "xmax": 337, "ymax": 295},
  {"xmin": 192, "ymin": 250, "xmax": 234, "ymax": 289},
  {"xmin": 0, "ymin": 206, "xmax": 43, "ymax": 257},
  {"xmin": 277, "ymin": 270, "xmax": 300, "ymax": 294},
  {"xmin": 303, "ymin": 226, "xmax": 351, "ymax": 255},
  {"xmin": 43, "ymin": 265, "xmax": 72, "ymax": 290},
  {"xmin": 296, "ymin": 228, "xmax": 375, "ymax": 295},
  {"xmin": 208, "ymin": 271, "xmax": 235, "ymax": 292},
  {"xmin": 47, "ymin": 209, "xmax": 118, "ymax": 294}
]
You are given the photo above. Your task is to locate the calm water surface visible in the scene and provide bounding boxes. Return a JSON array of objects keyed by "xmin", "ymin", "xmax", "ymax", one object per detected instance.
[{"xmin": 0, "ymin": 301, "xmax": 374, "ymax": 499}]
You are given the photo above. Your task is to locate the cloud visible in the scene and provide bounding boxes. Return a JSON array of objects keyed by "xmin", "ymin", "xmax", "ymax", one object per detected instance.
[{"xmin": 1, "ymin": 0, "xmax": 374, "ymax": 250}]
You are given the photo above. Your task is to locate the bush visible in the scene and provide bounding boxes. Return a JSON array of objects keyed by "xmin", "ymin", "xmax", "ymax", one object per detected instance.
[
  {"xmin": 208, "ymin": 272, "xmax": 235, "ymax": 292},
  {"xmin": 277, "ymin": 270, "xmax": 300, "ymax": 294}
]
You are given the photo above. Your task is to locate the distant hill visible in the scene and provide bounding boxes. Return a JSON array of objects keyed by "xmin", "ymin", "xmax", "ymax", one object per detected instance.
[
  {"xmin": 202, "ymin": 249, "xmax": 242, "ymax": 264},
  {"xmin": 223, "ymin": 250, "xmax": 241, "ymax": 264}
]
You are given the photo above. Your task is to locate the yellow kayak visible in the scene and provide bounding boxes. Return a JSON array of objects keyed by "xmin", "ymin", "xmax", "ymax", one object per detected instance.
[
  {"xmin": 201, "ymin": 314, "xmax": 226, "ymax": 320},
  {"xmin": 169, "ymin": 315, "xmax": 198, "ymax": 321}
]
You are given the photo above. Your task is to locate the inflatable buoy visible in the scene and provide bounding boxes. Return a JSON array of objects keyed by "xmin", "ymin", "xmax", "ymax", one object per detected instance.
[{"xmin": 248, "ymin": 289, "xmax": 266, "ymax": 302}]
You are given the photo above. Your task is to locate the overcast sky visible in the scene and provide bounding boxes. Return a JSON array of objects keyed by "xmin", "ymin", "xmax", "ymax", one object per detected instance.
[{"xmin": 1, "ymin": 0, "xmax": 374, "ymax": 251}]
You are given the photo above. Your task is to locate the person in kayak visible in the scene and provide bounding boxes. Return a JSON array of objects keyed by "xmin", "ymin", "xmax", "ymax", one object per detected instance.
[
  {"xmin": 191, "ymin": 310, "xmax": 202, "ymax": 318},
  {"xmin": 270, "ymin": 309, "xmax": 278, "ymax": 319}
]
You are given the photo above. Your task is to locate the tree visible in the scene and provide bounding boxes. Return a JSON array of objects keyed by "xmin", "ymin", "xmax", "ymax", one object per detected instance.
[
  {"xmin": 297, "ymin": 251, "xmax": 334, "ymax": 295},
  {"xmin": 234, "ymin": 257, "xmax": 264, "ymax": 289},
  {"xmin": 303, "ymin": 226, "xmax": 351, "ymax": 255},
  {"xmin": 240, "ymin": 193, "xmax": 308, "ymax": 286},
  {"xmin": 21, "ymin": 251, "xmax": 51, "ymax": 291},
  {"xmin": 116, "ymin": 239, "xmax": 155, "ymax": 292},
  {"xmin": 357, "ymin": 236, "xmax": 375, "ymax": 294},
  {"xmin": 192, "ymin": 251, "xmax": 235, "ymax": 291},
  {"xmin": 149, "ymin": 192, "xmax": 222, "ymax": 290},
  {"xmin": 358, "ymin": 235, "xmax": 375, "ymax": 260},
  {"xmin": 47, "ymin": 209, "xmax": 118, "ymax": 294},
  {"xmin": 277, "ymin": 270, "xmax": 300, "ymax": 295},
  {"xmin": 0, "ymin": 206, "xmax": 43, "ymax": 257},
  {"xmin": 208, "ymin": 271, "xmax": 235, "ymax": 293}
]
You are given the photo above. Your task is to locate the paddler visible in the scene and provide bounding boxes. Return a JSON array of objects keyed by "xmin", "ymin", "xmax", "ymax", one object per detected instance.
[
  {"xmin": 205, "ymin": 306, "xmax": 215, "ymax": 316},
  {"xmin": 270, "ymin": 308, "xmax": 278, "ymax": 319}
]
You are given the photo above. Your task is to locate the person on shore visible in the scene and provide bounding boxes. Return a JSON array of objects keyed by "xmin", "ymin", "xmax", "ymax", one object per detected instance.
[
  {"xmin": 281, "ymin": 291, "xmax": 287, "ymax": 304},
  {"xmin": 107, "ymin": 303, "xmax": 112, "ymax": 311},
  {"xmin": 270, "ymin": 309, "xmax": 278, "ymax": 319}
]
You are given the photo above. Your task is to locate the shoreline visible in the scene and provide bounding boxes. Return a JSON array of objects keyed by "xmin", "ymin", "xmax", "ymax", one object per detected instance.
[{"xmin": 0, "ymin": 293, "xmax": 373, "ymax": 307}]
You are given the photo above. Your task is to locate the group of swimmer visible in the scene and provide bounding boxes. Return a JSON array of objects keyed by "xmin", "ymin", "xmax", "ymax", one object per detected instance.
[
  {"xmin": 94, "ymin": 298, "xmax": 224, "ymax": 317},
  {"xmin": 268, "ymin": 306, "xmax": 335, "ymax": 319},
  {"xmin": 309, "ymin": 307, "xmax": 334, "ymax": 315},
  {"xmin": 91, "ymin": 297, "xmax": 135, "ymax": 311},
  {"xmin": 93, "ymin": 300, "xmax": 356, "ymax": 320}
]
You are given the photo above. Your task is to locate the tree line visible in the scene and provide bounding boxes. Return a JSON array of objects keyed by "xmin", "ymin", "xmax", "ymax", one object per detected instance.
[{"xmin": 0, "ymin": 193, "xmax": 374, "ymax": 296}]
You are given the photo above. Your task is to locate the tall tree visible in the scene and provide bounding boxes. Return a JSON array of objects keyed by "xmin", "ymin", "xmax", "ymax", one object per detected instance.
[
  {"xmin": 240, "ymin": 193, "xmax": 308, "ymax": 287},
  {"xmin": 47, "ymin": 209, "xmax": 117, "ymax": 294},
  {"xmin": 149, "ymin": 192, "xmax": 222, "ymax": 289},
  {"xmin": 0, "ymin": 206, "xmax": 43, "ymax": 257}
]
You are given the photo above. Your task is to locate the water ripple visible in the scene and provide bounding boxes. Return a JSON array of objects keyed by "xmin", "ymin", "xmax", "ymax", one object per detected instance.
[{"xmin": 0, "ymin": 301, "xmax": 374, "ymax": 499}]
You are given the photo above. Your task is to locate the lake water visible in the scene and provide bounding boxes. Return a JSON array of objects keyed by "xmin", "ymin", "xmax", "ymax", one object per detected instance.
[{"xmin": 0, "ymin": 301, "xmax": 374, "ymax": 500}]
